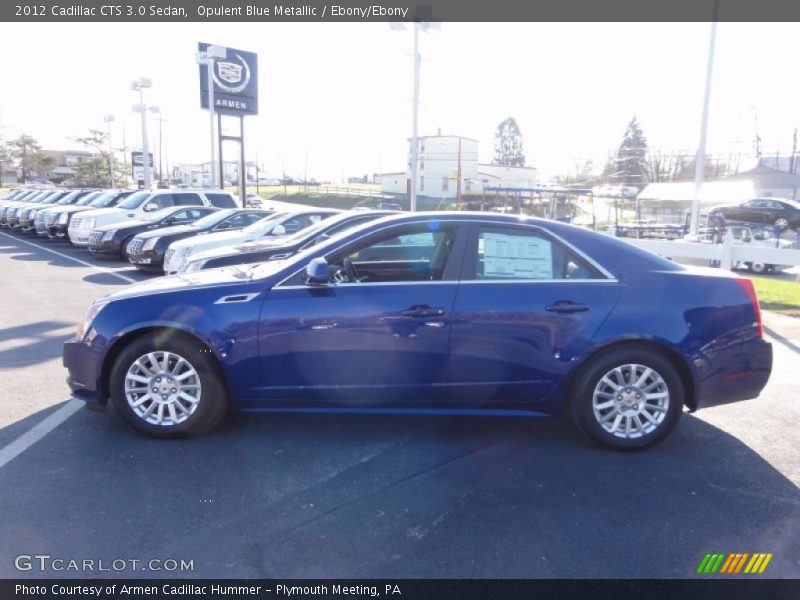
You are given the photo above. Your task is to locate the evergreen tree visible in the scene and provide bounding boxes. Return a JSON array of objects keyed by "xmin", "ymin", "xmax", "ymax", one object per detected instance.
[
  {"xmin": 614, "ymin": 116, "xmax": 648, "ymax": 187},
  {"xmin": 493, "ymin": 117, "xmax": 526, "ymax": 166}
]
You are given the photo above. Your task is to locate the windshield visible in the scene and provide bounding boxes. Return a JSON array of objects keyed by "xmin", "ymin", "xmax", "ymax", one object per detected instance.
[
  {"xmin": 190, "ymin": 210, "xmax": 234, "ymax": 229},
  {"xmin": 57, "ymin": 191, "xmax": 81, "ymax": 204},
  {"xmin": 242, "ymin": 212, "xmax": 286, "ymax": 235},
  {"xmin": 117, "ymin": 191, "xmax": 151, "ymax": 209},
  {"xmin": 75, "ymin": 191, "xmax": 102, "ymax": 206}
]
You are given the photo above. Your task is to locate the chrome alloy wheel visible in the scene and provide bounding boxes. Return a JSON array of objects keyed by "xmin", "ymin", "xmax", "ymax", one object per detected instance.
[
  {"xmin": 124, "ymin": 351, "xmax": 202, "ymax": 426},
  {"xmin": 591, "ymin": 364, "xmax": 669, "ymax": 439}
]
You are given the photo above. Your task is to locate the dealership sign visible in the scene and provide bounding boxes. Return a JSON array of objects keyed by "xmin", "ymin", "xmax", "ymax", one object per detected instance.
[
  {"xmin": 131, "ymin": 151, "xmax": 154, "ymax": 183},
  {"xmin": 198, "ymin": 43, "xmax": 258, "ymax": 116}
]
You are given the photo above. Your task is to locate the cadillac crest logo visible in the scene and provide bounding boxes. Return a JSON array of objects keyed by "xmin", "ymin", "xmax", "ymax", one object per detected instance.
[{"xmin": 213, "ymin": 54, "xmax": 251, "ymax": 93}]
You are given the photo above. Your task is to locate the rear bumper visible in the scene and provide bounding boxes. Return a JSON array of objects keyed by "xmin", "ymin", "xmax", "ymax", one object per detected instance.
[
  {"xmin": 694, "ymin": 339, "xmax": 772, "ymax": 409},
  {"xmin": 63, "ymin": 337, "xmax": 104, "ymax": 406}
]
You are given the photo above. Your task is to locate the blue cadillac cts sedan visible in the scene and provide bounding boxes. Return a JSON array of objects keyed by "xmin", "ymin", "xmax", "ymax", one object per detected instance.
[{"xmin": 63, "ymin": 212, "xmax": 772, "ymax": 450}]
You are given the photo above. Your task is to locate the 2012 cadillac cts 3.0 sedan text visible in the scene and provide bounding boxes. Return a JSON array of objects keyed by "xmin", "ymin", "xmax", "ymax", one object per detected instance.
[{"xmin": 62, "ymin": 213, "xmax": 773, "ymax": 450}]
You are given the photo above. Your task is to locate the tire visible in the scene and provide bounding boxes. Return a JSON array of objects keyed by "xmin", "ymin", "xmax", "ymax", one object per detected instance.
[
  {"xmin": 570, "ymin": 347, "xmax": 684, "ymax": 451},
  {"xmin": 109, "ymin": 332, "xmax": 228, "ymax": 437},
  {"xmin": 749, "ymin": 262, "xmax": 767, "ymax": 274},
  {"xmin": 774, "ymin": 217, "xmax": 789, "ymax": 230}
]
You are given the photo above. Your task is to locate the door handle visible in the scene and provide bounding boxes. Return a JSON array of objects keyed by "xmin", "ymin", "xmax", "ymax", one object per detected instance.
[
  {"xmin": 545, "ymin": 301, "xmax": 589, "ymax": 313},
  {"xmin": 401, "ymin": 305, "xmax": 446, "ymax": 318}
]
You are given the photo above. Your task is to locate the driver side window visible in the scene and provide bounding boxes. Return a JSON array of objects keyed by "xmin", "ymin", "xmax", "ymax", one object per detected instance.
[{"xmin": 282, "ymin": 222, "xmax": 459, "ymax": 286}]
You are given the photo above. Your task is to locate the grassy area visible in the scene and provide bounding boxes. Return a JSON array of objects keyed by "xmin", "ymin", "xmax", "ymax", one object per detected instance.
[{"xmin": 749, "ymin": 276, "xmax": 800, "ymax": 316}]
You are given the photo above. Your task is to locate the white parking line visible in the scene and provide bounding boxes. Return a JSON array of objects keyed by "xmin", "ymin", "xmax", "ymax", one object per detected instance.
[
  {"xmin": 0, "ymin": 400, "xmax": 84, "ymax": 471},
  {"xmin": 0, "ymin": 231, "xmax": 137, "ymax": 283}
]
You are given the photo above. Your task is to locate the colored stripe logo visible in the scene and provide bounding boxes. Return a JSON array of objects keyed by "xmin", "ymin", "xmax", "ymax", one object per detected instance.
[{"xmin": 696, "ymin": 552, "xmax": 773, "ymax": 574}]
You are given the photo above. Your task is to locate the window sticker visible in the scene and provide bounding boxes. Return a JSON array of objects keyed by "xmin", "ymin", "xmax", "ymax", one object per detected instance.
[{"xmin": 482, "ymin": 232, "xmax": 552, "ymax": 279}]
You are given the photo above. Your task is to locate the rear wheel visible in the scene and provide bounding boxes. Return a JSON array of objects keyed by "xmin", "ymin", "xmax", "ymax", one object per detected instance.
[
  {"xmin": 570, "ymin": 347, "xmax": 683, "ymax": 450},
  {"xmin": 749, "ymin": 262, "xmax": 767, "ymax": 274},
  {"xmin": 109, "ymin": 333, "xmax": 228, "ymax": 437}
]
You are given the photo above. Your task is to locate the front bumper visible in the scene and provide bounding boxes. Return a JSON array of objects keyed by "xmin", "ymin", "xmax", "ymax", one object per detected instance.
[
  {"xmin": 47, "ymin": 224, "xmax": 69, "ymax": 239},
  {"xmin": 87, "ymin": 234, "xmax": 122, "ymax": 255},
  {"xmin": 127, "ymin": 248, "xmax": 165, "ymax": 270},
  {"xmin": 63, "ymin": 337, "xmax": 104, "ymax": 406},
  {"xmin": 68, "ymin": 228, "xmax": 92, "ymax": 246}
]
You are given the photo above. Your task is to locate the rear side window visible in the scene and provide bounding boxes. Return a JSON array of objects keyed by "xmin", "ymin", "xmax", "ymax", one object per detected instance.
[
  {"xmin": 205, "ymin": 193, "xmax": 237, "ymax": 208},
  {"xmin": 470, "ymin": 226, "xmax": 605, "ymax": 281},
  {"xmin": 147, "ymin": 194, "xmax": 176, "ymax": 210}
]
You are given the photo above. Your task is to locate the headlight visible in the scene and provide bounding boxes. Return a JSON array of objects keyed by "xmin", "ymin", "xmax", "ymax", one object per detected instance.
[
  {"xmin": 76, "ymin": 300, "xmax": 109, "ymax": 341},
  {"xmin": 59, "ymin": 212, "xmax": 69, "ymax": 224},
  {"xmin": 85, "ymin": 217, "xmax": 96, "ymax": 229},
  {"xmin": 183, "ymin": 259, "xmax": 206, "ymax": 273},
  {"xmin": 142, "ymin": 237, "xmax": 159, "ymax": 251},
  {"xmin": 102, "ymin": 230, "xmax": 117, "ymax": 241}
]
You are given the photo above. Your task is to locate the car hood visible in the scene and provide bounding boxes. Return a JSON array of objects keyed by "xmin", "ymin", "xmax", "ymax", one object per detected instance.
[
  {"xmin": 177, "ymin": 230, "xmax": 253, "ymax": 256},
  {"xmin": 99, "ymin": 262, "xmax": 287, "ymax": 303},
  {"xmin": 51, "ymin": 204, "xmax": 95, "ymax": 215},
  {"xmin": 75, "ymin": 207, "xmax": 132, "ymax": 227},
  {"xmin": 94, "ymin": 218, "xmax": 148, "ymax": 232},
  {"xmin": 135, "ymin": 224, "xmax": 199, "ymax": 240}
]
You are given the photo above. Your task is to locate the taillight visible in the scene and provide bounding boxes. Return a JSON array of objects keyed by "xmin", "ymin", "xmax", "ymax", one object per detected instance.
[{"xmin": 733, "ymin": 278, "xmax": 763, "ymax": 340}]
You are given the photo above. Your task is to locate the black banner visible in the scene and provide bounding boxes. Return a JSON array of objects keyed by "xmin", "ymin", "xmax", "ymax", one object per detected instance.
[
  {"xmin": 5, "ymin": 0, "xmax": 800, "ymax": 22},
  {"xmin": 3, "ymin": 579, "xmax": 800, "ymax": 600}
]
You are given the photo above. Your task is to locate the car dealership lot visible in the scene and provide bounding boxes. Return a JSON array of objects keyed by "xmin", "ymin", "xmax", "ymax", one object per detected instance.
[{"xmin": 0, "ymin": 231, "xmax": 798, "ymax": 578}]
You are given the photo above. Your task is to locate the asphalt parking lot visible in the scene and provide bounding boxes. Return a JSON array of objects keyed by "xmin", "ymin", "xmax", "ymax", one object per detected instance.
[{"xmin": 0, "ymin": 230, "xmax": 798, "ymax": 579}]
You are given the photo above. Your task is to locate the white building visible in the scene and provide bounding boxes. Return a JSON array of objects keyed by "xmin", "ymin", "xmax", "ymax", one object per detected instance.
[{"xmin": 376, "ymin": 134, "xmax": 537, "ymax": 199}]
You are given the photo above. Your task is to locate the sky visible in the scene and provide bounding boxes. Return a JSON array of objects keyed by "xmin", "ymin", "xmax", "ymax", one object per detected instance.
[{"xmin": 1, "ymin": 22, "xmax": 799, "ymax": 181}]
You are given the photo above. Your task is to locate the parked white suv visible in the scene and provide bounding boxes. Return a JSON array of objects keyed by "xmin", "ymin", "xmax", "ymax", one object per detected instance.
[
  {"xmin": 68, "ymin": 189, "xmax": 238, "ymax": 247},
  {"xmin": 165, "ymin": 208, "xmax": 340, "ymax": 274}
]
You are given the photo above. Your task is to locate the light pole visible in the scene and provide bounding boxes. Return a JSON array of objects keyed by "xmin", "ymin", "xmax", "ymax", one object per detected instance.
[
  {"xmin": 131, "ymin": 78, "xmax": 153, "ymax": 188},
  {"xmin": 103, "ymin": 114, "xmax": 115, "ymax": 188},
  {"xmin": 391, "ymin": 21, "xmax": 440, "ymax": 211},
  {"xmin": 148, "ymin": 106, "xmax": 162, "ymax": 183},
  {"xmin": 195, "ymin": 45, "xmax": 227, "ymax": 189}
]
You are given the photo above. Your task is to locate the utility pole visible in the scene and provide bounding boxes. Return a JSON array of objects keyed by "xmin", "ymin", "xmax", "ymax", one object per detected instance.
[
  {"xmin": 687, "ymin": 0, "xmax": 718, "ymax": 239},
  {"xmin": 103, "ymin": 115, "xmax": 115, "ymax": 188},
  {"xmin": 196, "ymin": 45, "xmax": 227, "ymax": 189},
  {"xmin": 456, "ymin": 136, "xmax": 462, "ymax": 210},
  {"xmin": 791, "ymin": 128, "xmax": 797, "ymax": 174},
  {"xmin": 410, "ymin": 23, "xmax": 420, "ymax": 212},
  {"xmin": 131, "ymin": 78, "xmax": 153, "ymax": 188}
]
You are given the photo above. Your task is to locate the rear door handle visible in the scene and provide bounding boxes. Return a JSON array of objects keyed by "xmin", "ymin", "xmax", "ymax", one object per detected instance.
[
  {"xmin": 545, "ymin": 301, "xmax": 589, "ymax": 313},
  {"xmin": 402, "ymin": 305, "xmax": 446, "ymax": 318}
]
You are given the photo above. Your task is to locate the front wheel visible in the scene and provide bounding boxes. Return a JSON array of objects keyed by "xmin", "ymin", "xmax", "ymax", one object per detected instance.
[
  {"xmin": 109, "ymin": 333, "xmax": 228, "ymax": 437},
  {"xmin": 774, "ymin": 217, "xmax": 789, "ymax": 230},
  {"xmin": 570, "ymin": 347, "xmax": 684, "ymax": 450}
]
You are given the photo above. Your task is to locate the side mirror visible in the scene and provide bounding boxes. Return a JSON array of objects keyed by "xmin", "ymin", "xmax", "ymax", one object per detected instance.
[
  {"xmin": 271, "ymin": 224, "xmax": 286, "ymax": 236},
  {"xmin": 143, "ymin": 203, "xmax": 158, "ymax": 212},
  {"xmin": 164, "ymin": 217, "xmax": 176, "ymax": 225},
  {"xmin": 305, "ymin": 257, "xmax": 329, "ymax": 286},
  {"xmin": 215, "ymin": 222, "xmax": 231, "ymax": 230}
]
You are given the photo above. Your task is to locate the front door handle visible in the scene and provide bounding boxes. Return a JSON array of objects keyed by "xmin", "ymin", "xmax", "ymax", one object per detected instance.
[
  {"xmin": 401, "ymin": 305, "xmax": 446, "ymax": 318},
  {"xmin": 545, "ymin": 301, "xmax": 589, "ymax": 313}
]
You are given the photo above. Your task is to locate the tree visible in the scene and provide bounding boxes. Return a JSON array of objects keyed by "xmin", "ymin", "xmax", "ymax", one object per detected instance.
[
  {"xmin": 71, "ymin": 129, "xmax": 128, "ymax": 187},
  {"xmin": 612, "ymin": 116, "xmax": 648, "ymax": 187},
  {"xmin": 493, "ymin": 117, "xmax": 526, "ymax": 166},
  {"xmin": 7, "ymin": 134, "xmax": 41, "ymax": 183}
]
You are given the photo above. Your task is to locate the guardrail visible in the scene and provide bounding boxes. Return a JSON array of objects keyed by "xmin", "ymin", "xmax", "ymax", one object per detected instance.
[{"xmin": 621, "ymin": 231, "xmax": 800, "ymax": 271}]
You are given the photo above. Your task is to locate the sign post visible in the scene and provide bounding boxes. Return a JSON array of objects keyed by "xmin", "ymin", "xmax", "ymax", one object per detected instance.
[
  {"xmin": 130, "ymin": 151, "xmax": 154, "ymax": 189},
  {"xmin": 198, "ymin": 42, "xmax": 258, "ymax": 206}
]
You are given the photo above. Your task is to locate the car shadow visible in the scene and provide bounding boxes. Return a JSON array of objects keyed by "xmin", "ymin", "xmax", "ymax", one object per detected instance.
[
  {"xmin": 0, "ymin": 404, "xmax": 796, "ymax": 579},
  {"xmin": 0, "ymin": 320, "xmax": 74, "ymax": 368}
]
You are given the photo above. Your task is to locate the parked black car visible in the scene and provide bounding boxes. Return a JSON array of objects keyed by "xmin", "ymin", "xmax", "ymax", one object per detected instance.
[
  {"xmin": 709, "ymin": 198, "xmax": 800, "ymax": 230},
  {"xmin": 125, "ymin": 208, "xmax": 272, "ymax": 271},
  {"xmin": 88, "ymin": 206, "xmax": 218, "ymax": 257},
  {"xmin": 182, "ymin": 210, "xmax": 399, "ymax": 271}
]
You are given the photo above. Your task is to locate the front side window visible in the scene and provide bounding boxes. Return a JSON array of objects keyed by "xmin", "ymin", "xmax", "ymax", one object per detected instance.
[
  {"xmin": 321, "ymin": 223, "xmax": 459, "ymax": 284},
  {"xmin": 173, "ymin": 193, "xmax": 203, "ymax": 207},
  {"xmin": 205, "ymin": 193, "xmax": 237, "ymax": 208},
  {"xmin": 470, "ymin": 226, "xmax": 604, "ymax": 281}
]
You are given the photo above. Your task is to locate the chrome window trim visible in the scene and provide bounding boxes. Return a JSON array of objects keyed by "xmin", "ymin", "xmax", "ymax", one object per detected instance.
[{"xmin": 273, "ymin": 216, "xmax": 617, "ymax": 288}]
